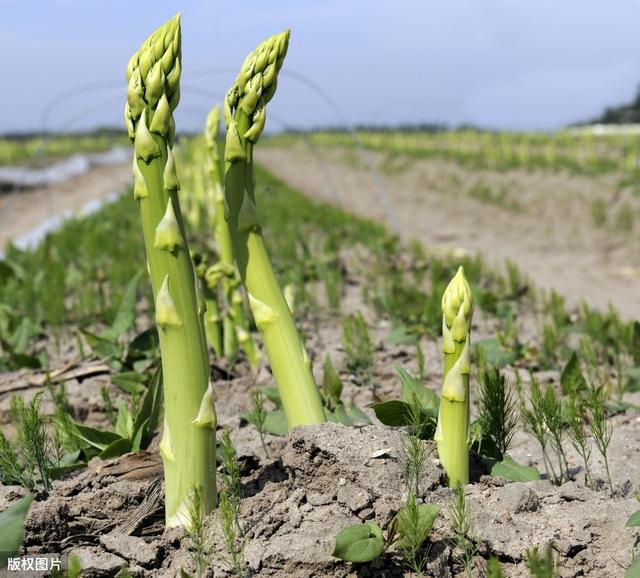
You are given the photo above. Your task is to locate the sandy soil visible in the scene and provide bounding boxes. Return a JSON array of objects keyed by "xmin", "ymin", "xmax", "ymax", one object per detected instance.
[
  {"xmin": 0, "ymin": 163, "xmax": 131, "ymax": 250},
  {"xmin": 257, "ymin": 145, "xmax": 640, "ymax": 319}
]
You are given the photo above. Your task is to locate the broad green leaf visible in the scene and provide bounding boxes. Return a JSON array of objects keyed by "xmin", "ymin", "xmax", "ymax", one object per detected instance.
[
  {"xmin": 473, "ymin": 338, "xmax": 517, "ymax": 368},
  {"xmin": 0, "ymin": 493, "xmax": 34, "ymax": 569},
  {"xmin": 0, "ymin": 261, "xmax": 15, "ymax": 284},
  {"xmin": 322, "ymin": 355, "xmax": 343, "ymax": 403},
  {"xmin": 626, "ymin": 557, "xmax": 640, "ymax": 578},
  {"xmin": 9, "ymin": 318, "xmax": 39, "ymax": 352},
  {"xmin": 332, "ymin": 522, "xmax": 384, "ymax": 563},
  {"xmin": 100, "ymin": 437, "xmax": 132, "ymax": 459},
  {"xmin": 560, "ymin": 352, "xmax": 587, "ymax": 396},
  {"xmin": 82, "ymin": 330, "xmax": 122, "ymax": 360},
  {"xmin": 388, "ymin": 325, "xmax": 418, "ymax": 345},
  {"xmin": 127, "ymin": 328, "xmax": 159, "ymax": 357},
  {"xmin": 262, "ymin": 410, "xmax": 288, "ymax": 436},
  {"xmin": 131, "ymin": 419, "xmax": 148, "ymax": 452},
  {"xmin": 112, "ymin": 372, "xmax": 147, "ymax": 396},
  {"xmin": 347, "ymin": 400, "xmax": 372, "ymax": 425},
  {"xmin": 132, "ymin": 366, "xmax": 163, "ymax": 441},
  {"xmin": 115, "ymin": 402, "xmax": 134, "ymax": 439},
  {"xmin": 488, "ymin": 455, "xmax": 540, "ymax": 482},
  {"xmin": 72, "ymin": 423, "xmax": 123, "ymax": 450},
  {"xmin": 397, "ymin": 366, "xmax": 438, "ymax": 411},
  {"xmin": 102, "ymin": 270, "xmax": 143, "ymax": 342},
  {"xmin": 626, "ymin": 510, "xmax": 640, "ymax": 527},
  {"xmin": 260, "ymin": 386, "xmax": 282, "ymax": 408},
  {"xmin": 394, "ymin": 503, "xmax": 441, "ymax": 550},
  {"xmin": 327, "ymin": 404, "xmax": 353, "ymax": 426},
  {"xmin": 625, "ymin": 367, "xmax": 640, "ymax": 393},
  {"xmin": 371, "ymin": 400, "xmax": 412, "ymax": 427}
]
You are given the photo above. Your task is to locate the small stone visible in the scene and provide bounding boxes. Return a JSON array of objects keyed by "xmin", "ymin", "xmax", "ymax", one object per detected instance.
[
  {"xmin": 307, "ymin": 491, "xmax": 333, "ymax": 506},
  {"xmin": 358, "ymin": 508, "xmax": 375, "ymax": 520},
  {"xmin": 370, "ymin": 448, "xmax": 392, "ymax": 459},
  {"xmin": 300, "ymin": 503, "xmax": 313, "ymax": 513},
  {"xmin": 99, "ymin": 534, "xmax": 159, "ymax": 568},
  {"xmin": 338, "ymin": 478, "xmax": 347, "ymax": 486},
  {"xmin": 72, "ymin": 546, "xmax": 127, "ymax": 578},
  {"xmin": 337, "ymin": 485, "xmax": 371, "ymax": 512},
  {"xmin": 499, "ymin": 483, "xmax": 539, "ymax": 514}
]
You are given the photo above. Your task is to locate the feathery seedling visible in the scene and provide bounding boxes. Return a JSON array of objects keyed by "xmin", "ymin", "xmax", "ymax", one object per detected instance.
[
  {"xmin": 522, "ymin": 377, "xmax": 569, "ymax": 484},
  {"xmin": 223, "ymin": 30, "xmax": 325, "ymax": 428},
  {"xmin": 217, "ymin": 429, "xmax": 245, "ymax": 577},
  {"xmin": 125, "ymin": 15, "xmax": 216, "ymax": 526},
  {"xmin": 342, "ymin": 312, "xmax": 375, "ymax": 385},
  {"xmin": 247, "ymin": 388, "xmax": 270, "ymax": 457},
  {"xmin": 204, "ymin": 106, "xmax": 261, "ymax": 370},
  {"xmin": 588, "ymin": 386, "xmax": 614, "ymax": 496},
  {"xmin": 185, "ymin": 486, "xmax": 211, "ymax": 578},
  {"xmin": 448, "ymin": 484, "xmax": 476, "ymax": 577},
  {"xmin": 476, "ymin": 364, "xmax": 518, "ymax": 460},
  {"xmin": 565, "ymin": 395, "xmax": 593, "ymax": 488},
  {"xmin": 435, "ymin": 267, "xmax": 473, "ymax": 487}
]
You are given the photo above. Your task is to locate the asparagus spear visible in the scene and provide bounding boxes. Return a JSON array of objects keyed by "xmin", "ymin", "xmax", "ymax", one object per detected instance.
[
  {"xmin": 125, "ymin": 14, "xmax": 216, "ymax": 527},
  {"xmin": 204, "ymin": 106, "xmax": 261, "ymax": 369},
  {"xmin": 434, "ymin": 266, "xmax": 473, "ymax": 486},
  {"xmin": 223, "ymin": 31, "xmax": 325, "ymax": 427}
]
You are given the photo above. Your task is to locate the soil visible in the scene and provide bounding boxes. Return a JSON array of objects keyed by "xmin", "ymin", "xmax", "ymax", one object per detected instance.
[
  {"xmin": 1, "ymin": 153, "xmax": 640, "ymax": 576},
  {"xmin": 257, "ymin": 144, "xmax": 640, "ymax": 319},
  {"xmin": 2, "ymin": 278, "xmax": 640, "ymax": 577}
]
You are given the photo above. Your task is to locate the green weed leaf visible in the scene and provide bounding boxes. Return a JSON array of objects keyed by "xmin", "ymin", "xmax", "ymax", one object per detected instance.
[
  {"xmin": 488, "ymin": 455, "xmax": 540, "ymax": 482},
  {"xmin": 560, "ymin": 352, "xmax": 587, "ymax": 396},
  {"xmin": 0, "ymin": 493, "xmax": 34, "ymax": 569},
  {"xmin": 332, "ymin": 521, "xmax": 384, "ymax": 563},
  {"xmin": 626, "ymin": 510, "xmax": 640, "ymax": 527}
]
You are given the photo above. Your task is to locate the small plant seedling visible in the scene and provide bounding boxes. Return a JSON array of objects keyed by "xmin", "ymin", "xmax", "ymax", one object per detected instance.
[
  {"xmin": 448, "ymin": 484, "xmax": 476, "ymax": 578},
  {"xmin": 588, "ymin": 386, "xmax": 615, "ymax": 496},
  {"xmin": 391, "ymin": 493, "xmax": 441, "ymax": 575},
  {"xmin": 186, "ymin": 486, "xmax": 211, "ymax": 578},
  {"xmin": 342, "ymin": 312, "xmax": 374, "ymax": 385},
  {"xmin": 217, "ymin": 429, "xmax": 245, "ymax": 577},
  {"xmin": 525, "ymin": 544, "xmax": 558, "ymax": 578},
  {"xmin": 247, "ymin": 389, "xmax": 270, "ymax": 458},
  {"xmin": 476, "ymin": 364, "xmax": 518, "ymax": 460}
]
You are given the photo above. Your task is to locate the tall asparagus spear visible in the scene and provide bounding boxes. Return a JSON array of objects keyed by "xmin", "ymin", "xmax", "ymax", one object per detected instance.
[
  {"xmin": 204, "ymin": 106, "xmax": 261, "ymax": 370},
  {"xmin": 125, "ymin": 14, "xmax": 216, "ymax": 527},
  {"xmin": 223, "ymin": 31, "xmax": 325, "ymax": 428},
  {"xmin": 434, "ymin": 266, "xmax": 473, "ymax": 486}
]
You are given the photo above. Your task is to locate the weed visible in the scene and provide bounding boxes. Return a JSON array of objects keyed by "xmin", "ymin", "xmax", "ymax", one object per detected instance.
[
  {"xmin": 342, "ymin": 312, "xmax": 374, "ymax": 384},
  {"xmin": 525, "ymin": 544, "xmax": 558, "ymax": 578},
  {"xmin": 448, "ymin": 484, "xmax": 476, "ymax": 577},
  {"xmin": 247, "ymin": 389, "xmax": 270, "ymax": 458},
  {"xmin": 217, "ymin": 428, "xmax": 245, "ymax": 577},
  {"xmin": 522, "ymin": 377, "xmax": 568, "ymax": 484},
  {"xmin": 186, "ymin": 486, "xmax": 211, "ymax": 578},
  {"xmin": 588, "ymin": 386, "xmax": 615, "ymax": 496},
  {"xmin": 565, "ymin": 394, "xmax": 593, "ymax": 488},
  {"xmin": 401, "ymin": 393, "xmax": 431, "ymax": 495},
  {"xmin": 591, "ymin": 198, "xmax": 608, "ymax": 227},
  {"xmin": 0, "ymin": 393, "xmax": 56, "ymax": 491},
  {"xmin": 476, "ymin": 364, "xmax": 518, "ymax": 460}
]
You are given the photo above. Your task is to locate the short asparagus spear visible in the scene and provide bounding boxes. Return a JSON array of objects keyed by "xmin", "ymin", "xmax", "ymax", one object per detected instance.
[
  {"xmin": 223, "ymin": 31, "xmax": 325, "ymax": 427},
  {"xmin": 204, "ymin": 106, "xmax": 261, "ymax": 369},
  {"xmin": 434, "ymin": 267, "xmax": 473, "ymax": 486},
  {"xmin": 125, "ymin": 14, "xmax": 216, "ymax": 526}
]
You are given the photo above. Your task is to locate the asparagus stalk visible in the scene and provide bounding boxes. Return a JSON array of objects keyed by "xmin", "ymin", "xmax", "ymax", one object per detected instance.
[
  {"xmin": 125, "ymin": 14, "xmax": 216, "ymax": 527},
  {"xmin": 223, "ymin": 31, "xmax": 325, "ymax": 427},
  {"xmin": 434, "ymin": 266, "xmax": 473, "ymax": 486},
  {"xmin": 204, "ymin": 107, "xmax": 261, "ymax": 369}
]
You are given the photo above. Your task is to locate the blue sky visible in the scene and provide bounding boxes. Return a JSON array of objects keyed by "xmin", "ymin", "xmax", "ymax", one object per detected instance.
[{"xmin": 2, "ymin": 0, "xmax": 639, "ymax": 134}]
